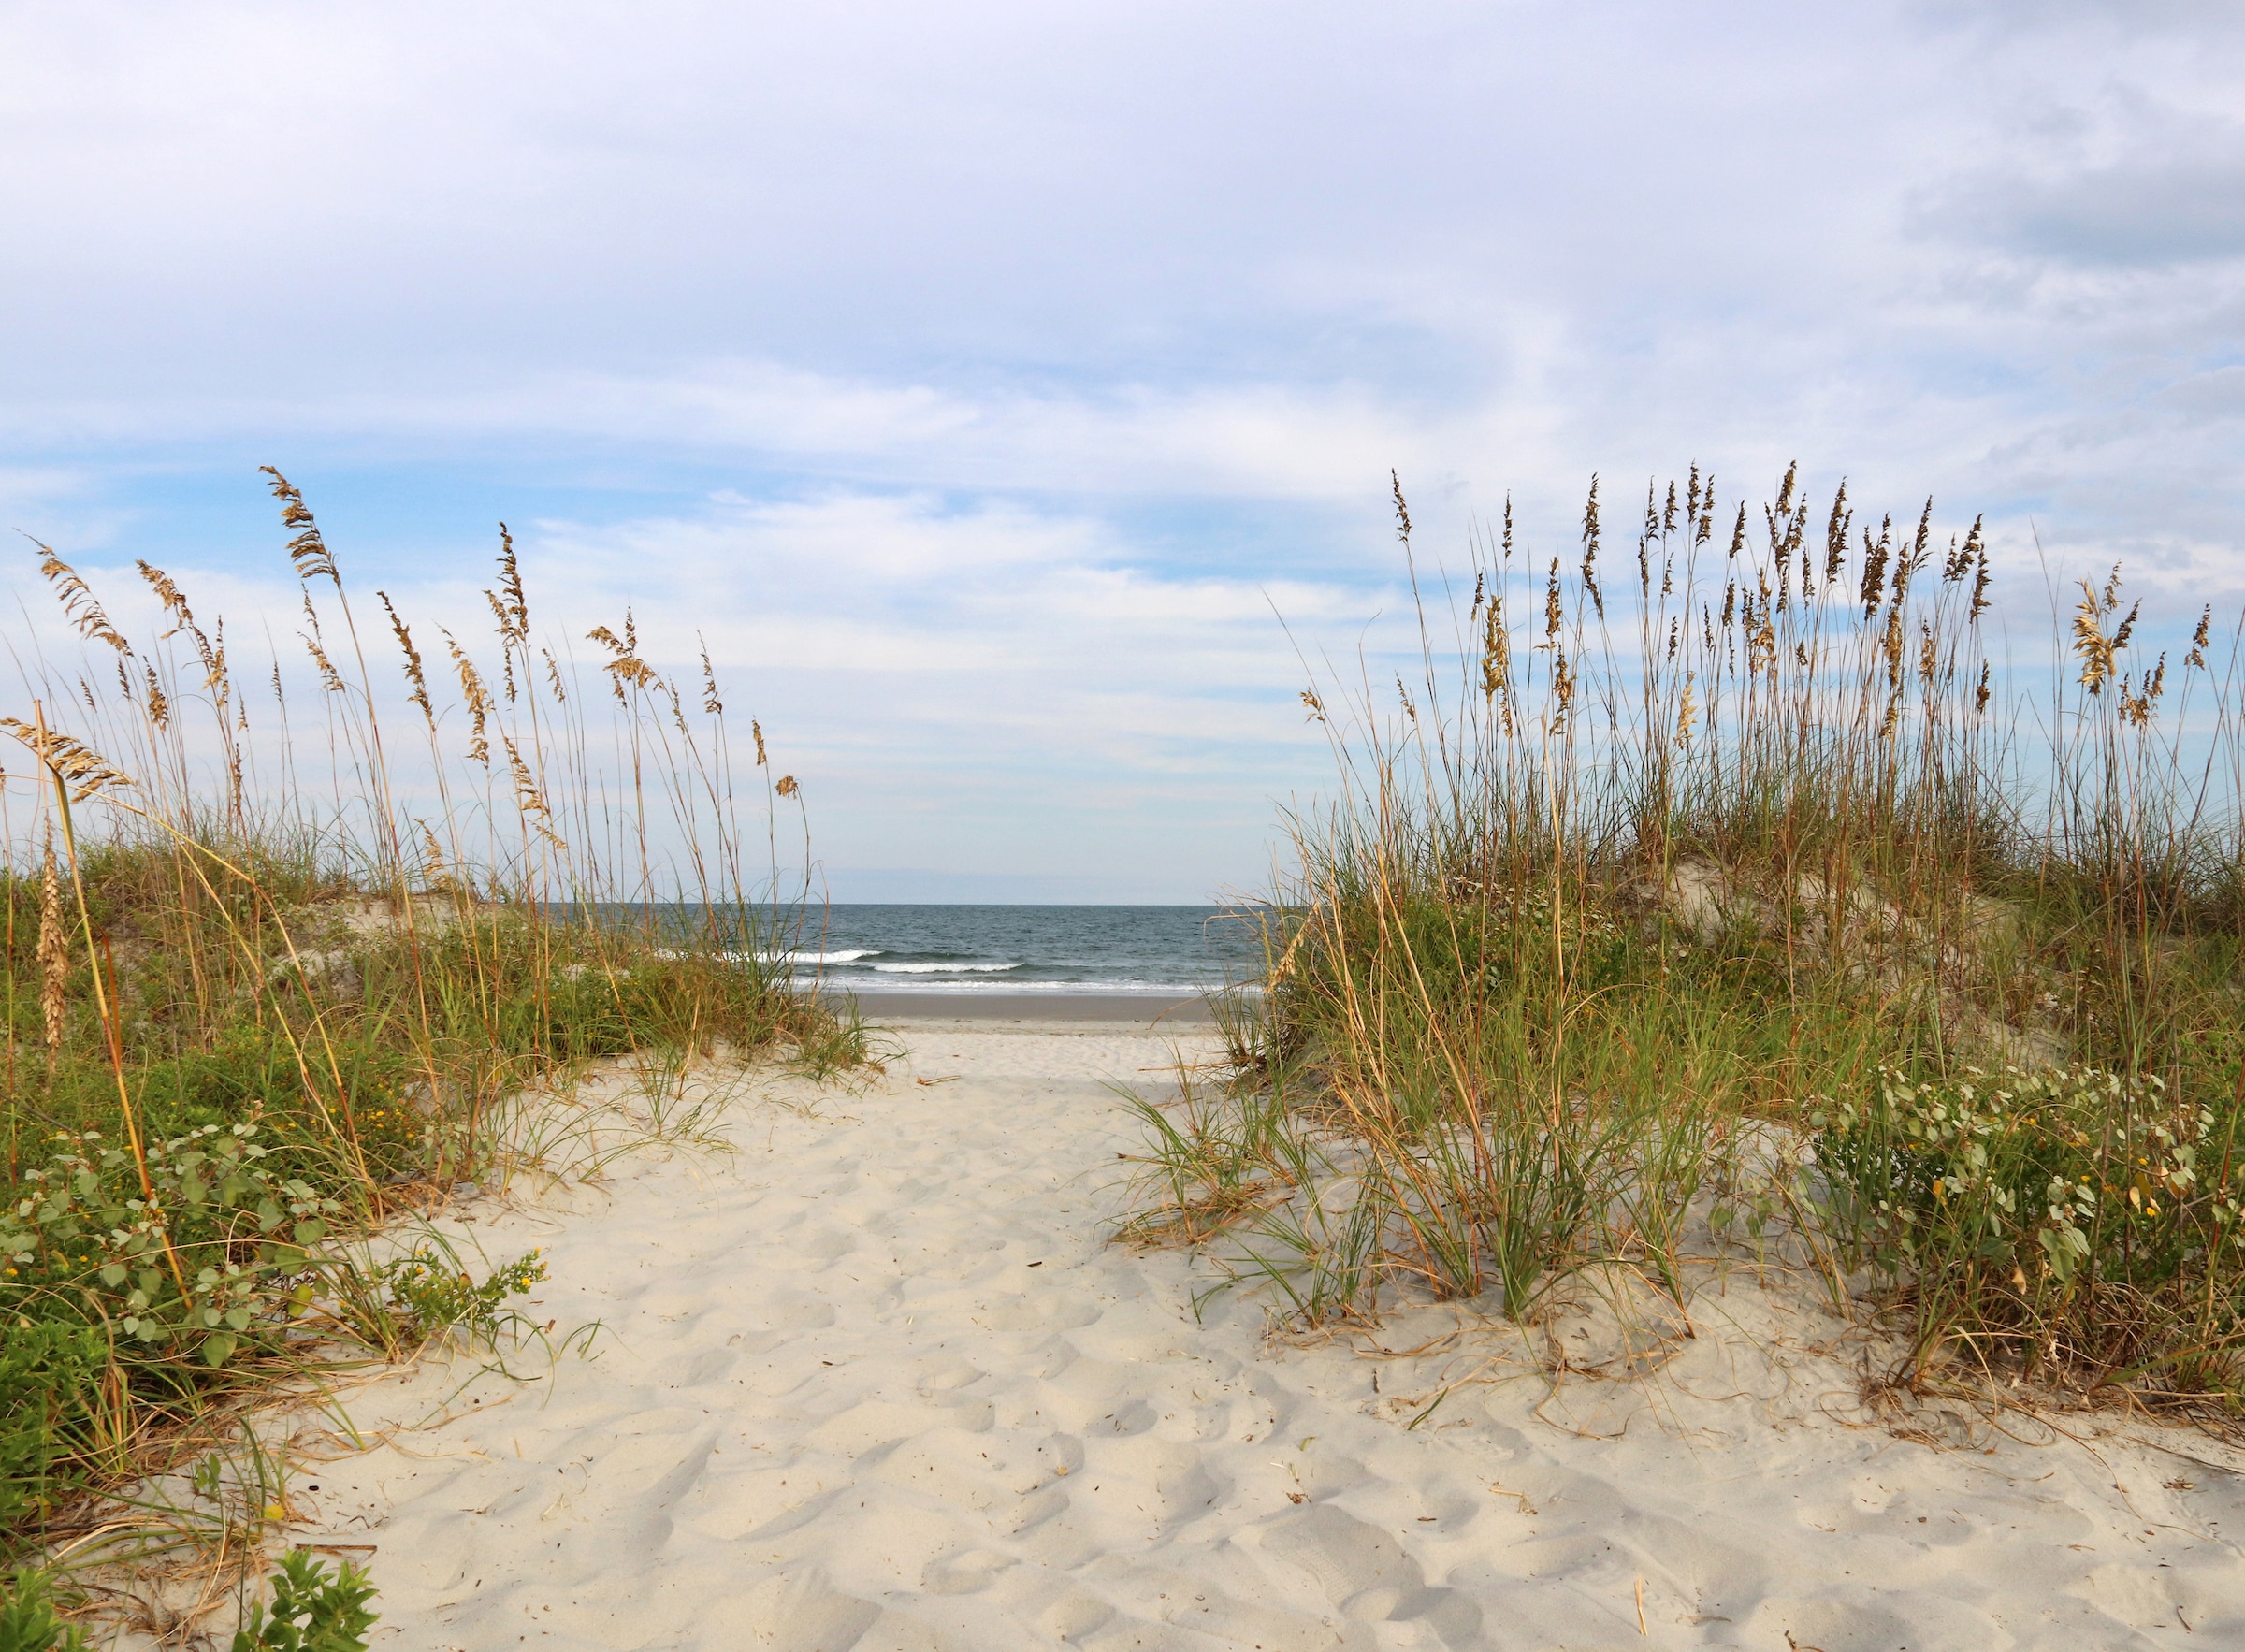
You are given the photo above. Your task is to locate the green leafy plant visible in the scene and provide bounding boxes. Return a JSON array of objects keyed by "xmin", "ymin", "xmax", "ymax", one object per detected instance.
[
  {"xmin": 2, "ymin": 1123, "xmax": 337, "ymax": 1369},
  {"xmin": 378, "ymin": 1245, "xmax": 548, "ymax": 1345},
  {"xmin": 229, "ymin": 1553, "xmax": 378, "ymax": 1652},
  {"xmin": 0, "ymin": 1327, "xmax": 103, "ymax": 1532},
  {"xmin": 0, "ymin": 1569, "xmax": 90, "ymax": 1652},
  {"xmin": 1809, "ymin": 1065, "xmax": 2245, "ymax": 1388}
]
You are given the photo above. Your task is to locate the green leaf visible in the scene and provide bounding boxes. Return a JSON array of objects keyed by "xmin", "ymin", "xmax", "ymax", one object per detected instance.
[
  {"xmin": 99, "ymin": 1263, "xmax": 128, "ymax": 1287},
  {"xmin": 201, "ymin": 1330, "xmax": 238, "ymax": 1368},
  {"xmin": 224, "ymin": 1306, "xmax": 253, "ymax": 1332},
  {"xmin": 296, "ymin": 1220, "xmax": 325, "ymax": 1244},
  {"xmin": 1, "ymin": 1566, "xmax": 94, "ymax": 1651}
]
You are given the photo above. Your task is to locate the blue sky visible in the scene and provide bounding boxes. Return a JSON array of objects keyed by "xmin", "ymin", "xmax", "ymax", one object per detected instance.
[{"xmin": 4, "ymin": 1, "xmax": 2241, "ymax": 899}]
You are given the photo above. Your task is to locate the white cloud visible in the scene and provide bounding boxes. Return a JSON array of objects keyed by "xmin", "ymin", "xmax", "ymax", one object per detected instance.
[
  {"xmin": 4, "ymin": 486, "xmax": 1411, "ymax": 897},
  {"xmin": 3, "ymin": 0, "xmax": 2242, "ymax": 892}
]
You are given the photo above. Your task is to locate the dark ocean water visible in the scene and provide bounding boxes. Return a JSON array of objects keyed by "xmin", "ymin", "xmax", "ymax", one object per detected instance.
[{"xmin": 769, "ymin": 905, "xmax": 1264, "ymax": 994}]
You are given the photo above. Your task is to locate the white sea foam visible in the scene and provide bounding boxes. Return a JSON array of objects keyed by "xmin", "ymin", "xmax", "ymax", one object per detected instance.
[
  {"xmin": 840, "ymin": 978, "xmax": 1201, "ymax": 994},
  {"xmin": 869, "ymin": 961, "xmax": 1022, "ymax": 974}
]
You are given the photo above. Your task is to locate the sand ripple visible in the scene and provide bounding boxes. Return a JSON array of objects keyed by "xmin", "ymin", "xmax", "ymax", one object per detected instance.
[{"xmin": 294, "ymin": 1028, "xmax": 2245, "ymax": 1650}]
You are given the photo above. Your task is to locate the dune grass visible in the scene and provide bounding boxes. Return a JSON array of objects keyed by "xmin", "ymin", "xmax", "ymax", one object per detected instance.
[
  {"xmin": 1126, "ymin": 467, "xmax": 2245, "ymax": 1419},
  {"xmin": 0, "ymin": 473, "xmax": 855, "ymax": 1626}
]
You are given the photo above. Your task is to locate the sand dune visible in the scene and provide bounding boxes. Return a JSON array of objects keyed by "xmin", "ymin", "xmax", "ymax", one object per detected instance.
[{"xmin": 288, "ymin": 1023, "xmax": 2245, "ymax": 1650}]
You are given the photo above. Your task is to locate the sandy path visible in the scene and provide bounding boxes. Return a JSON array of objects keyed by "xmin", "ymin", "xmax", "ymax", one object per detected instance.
[{"xmin": 295, "ymin": 1024, "xmax": 2245, "ymax": 1650}]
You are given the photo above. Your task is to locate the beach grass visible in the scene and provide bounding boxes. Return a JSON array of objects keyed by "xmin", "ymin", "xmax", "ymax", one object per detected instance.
[
  {"xmin": 0, "ymin": 473, "xmax": 853, "ymax": 1619},
  {"xmin": 1126, "ymin": 466, "xmax": 2245, "ymax": 1420}
]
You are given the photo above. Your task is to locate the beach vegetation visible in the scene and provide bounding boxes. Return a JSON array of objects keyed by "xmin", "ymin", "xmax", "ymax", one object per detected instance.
[
  {"xmin": 226, "ymin": 1552, "xmax": 378, "ymax": 1652},
  {"xmin": 0, "ymin": 474, "xmax": 848, "ymax": 1632},
  {"xmin": 1125, "ymin": 466, "xmax": 2245, "ymax": 1420},
  {"xmin": 1, "ymin": 1565, "xmax": 90, "ymax": 1652}
]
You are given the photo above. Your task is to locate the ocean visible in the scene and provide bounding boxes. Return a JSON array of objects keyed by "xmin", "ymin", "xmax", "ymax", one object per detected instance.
[{"xmin": 771, "ymin": 905, "xmax": 1264, "ymax": 995}]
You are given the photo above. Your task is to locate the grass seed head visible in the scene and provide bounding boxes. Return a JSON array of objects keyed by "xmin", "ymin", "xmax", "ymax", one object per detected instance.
[
  {"xmin": 37, "ymin": 828, "xmax": 68, "ymax": 1056},
  {"xmin": 2186, "ymin": 605, "xmax": 2213, "ymax": 670},
  {"xmin": 260, "ymin": 466, "xmax": 340, "ymax": 586},
  {"xmin": 299, "ymin": 596, "xmax": 347, "ymax": 694},
  {"xmin": 700, "ymin": 641, "xmax": 723, "ymax": 715},
  {"xmin": 2073, "ymin": 582, "xmax": 2117, "ymax": 695},
  {"xmin": 1824, "ymin": 481, "xmax": 1852, "ymax": 585},
  {"xmin": 379, "ymin": 591, "xmax": 434, "ymax": 719},
  {"xmin": 135, "ymin": 560, "xmax": 195, "ymax": 639},
  {"xmin": 0, "ymin": 719, "xmax": 134, "ymax": 802},
  {"xmin": 441, "ymin": 629, "xmax": 494, "ymax": 763},
  {"xmin": 1579, "ymin": 475, "xmax": 1605, "ymax": 618},
  {"xmin": 36, "ymin": 544, "xmax": 132, "ymax": 656},
  {"xmin": 497, "ymin": 523, "xmax": 529, "ymax": 638},
  {"xmin": 1861, "ymin": 514, "xmax": 1892, "ymax": 615}
]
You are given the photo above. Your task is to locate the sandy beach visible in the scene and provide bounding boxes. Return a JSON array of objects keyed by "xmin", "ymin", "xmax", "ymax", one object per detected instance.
[
  {"xmin": 18, "ymin": 11, "xmax": 2245, "ymax": 1648},
  {"xmin": 278, "ymin": 1019, "xmax": 2245, "ymax": 1650}
]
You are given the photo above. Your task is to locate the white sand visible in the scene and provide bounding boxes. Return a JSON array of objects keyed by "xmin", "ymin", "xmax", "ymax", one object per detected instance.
[{"xmin": 285, "ymin": 1023, "xmax": 2245, "ymax": 1649}]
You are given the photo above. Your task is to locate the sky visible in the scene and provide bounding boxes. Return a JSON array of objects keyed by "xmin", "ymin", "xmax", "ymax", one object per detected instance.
[{"xmin": 2, "ymin": 1, "xmax": 2240, "ymax": 900}]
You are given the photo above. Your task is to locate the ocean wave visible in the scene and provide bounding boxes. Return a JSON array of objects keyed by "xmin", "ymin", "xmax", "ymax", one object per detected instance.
[
  {"xmin": 834, "ymin": 978, "xmax": 1228, "ymax": 994},
  {"xmin": 652, "ymin": 947, "xmax": 887, "ymax": 965},
  {"xmin": 869, "ymin": 961, "xmax": 1022, "ymax": 975}
]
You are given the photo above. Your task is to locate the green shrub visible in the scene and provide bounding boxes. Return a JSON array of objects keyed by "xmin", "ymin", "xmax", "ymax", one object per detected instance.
[
  {"xmin": 1809, "ymin": 1065, "xmax": 2245, "ymax": 1389},
  {"xmin": 2, "ymin": 1123, "xmax": 338, "ymax": 1369}
]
